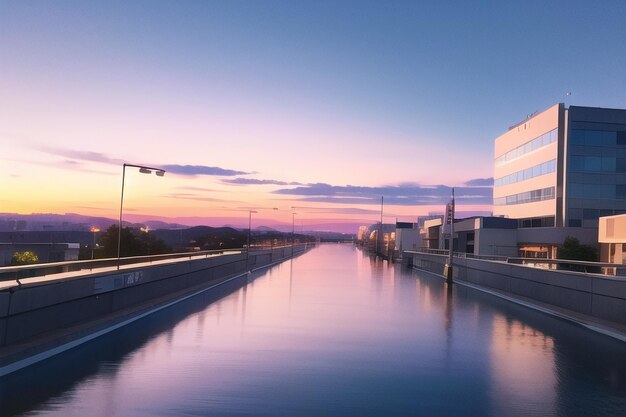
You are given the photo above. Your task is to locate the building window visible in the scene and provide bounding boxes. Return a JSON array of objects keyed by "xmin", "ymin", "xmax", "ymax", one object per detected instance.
[
  {"xmin": 494, "ymin": 186, "xmax": 555, "ymax": 206},
  {"xmin": 517, "ymin": 216, "xmax": 555, "ymax": 228},
  {"xmin": 568, "ymin": 183, "xmax": 615, "ymax": 199},
  {"xmin": 494, "ymin": 159, "xmax": 556, "ymax": 186},
  {"xmin": 495, "ymin": 128, "xmax": 557, "ymax": 166},
  {"xmin": 570, "ymin": 130, "xmax": 617, "ymax": 147}
]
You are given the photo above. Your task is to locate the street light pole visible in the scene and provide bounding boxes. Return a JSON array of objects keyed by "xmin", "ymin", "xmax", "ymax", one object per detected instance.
[
  {"xmin": 247, "ymin": 209, "xmax": 258, "ymax": 270},
  {"xmin": 118, "ymin": 163, "xmax": 165, "ymax": 269}
]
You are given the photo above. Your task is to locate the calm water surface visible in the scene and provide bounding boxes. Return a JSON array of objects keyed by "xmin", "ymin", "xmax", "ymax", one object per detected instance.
[{"xmin": 1, "ymin": 244, "xmax": 625, "ymax": 417}]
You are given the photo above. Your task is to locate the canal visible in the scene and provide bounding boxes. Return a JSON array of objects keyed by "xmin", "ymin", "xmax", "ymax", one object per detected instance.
[{"xmin": 1, "ymin": 244, "xmax": 625, "ymax": 416}]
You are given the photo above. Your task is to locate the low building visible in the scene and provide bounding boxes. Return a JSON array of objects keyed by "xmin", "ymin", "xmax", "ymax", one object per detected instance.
[
  {"xmin": 598, "ymin": 214, "xmax": 626, "ymax": 265},
  {"xmin": 394, "ymin": 222, "xmax": 420, "ymax": 257},
  {"xmin": 0, "ymin": 243, "xmax": 80, "ymax": 266}
]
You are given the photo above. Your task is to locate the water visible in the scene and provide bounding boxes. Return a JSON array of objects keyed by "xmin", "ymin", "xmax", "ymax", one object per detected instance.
[{"xmin": 1, "ymin": 244, "xmax": 625, "ymax": 417}]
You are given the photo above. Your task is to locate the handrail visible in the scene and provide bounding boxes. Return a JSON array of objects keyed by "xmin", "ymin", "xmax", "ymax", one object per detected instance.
[
  {"xmin": 403, "ymin": 249, "xmax": 626, "ymax": 275},
  {"xmin": 0, "ymin": 244, "xmax": 308, "ymax": 283}
]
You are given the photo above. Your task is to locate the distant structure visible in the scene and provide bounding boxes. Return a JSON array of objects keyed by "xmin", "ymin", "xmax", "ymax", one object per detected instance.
[{"xmin": 492, "ymin": 103, "xmax": 626, "ymax": 258}]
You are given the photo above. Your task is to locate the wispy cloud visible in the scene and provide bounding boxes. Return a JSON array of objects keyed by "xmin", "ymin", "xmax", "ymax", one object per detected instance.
[
  {"xmin": 464, "ymin": 177, "xmax": 494, "ymax": 186},
  {"xmin": 288, "ymin": 206, "xmax": 395, "ymax": 215},
  {"xmin": 222, "ymin": 178, "xmax": 304, "ymax": 186},
  {"xmin": 36, "ymin": 146, "xmax": 124, "ymax": 165},
  {"xmin": 175, "ymin": 186, "xmax": 220, "ymax": 192},
  {"xmin": 161, "ymin": 165, "xmax": 250, "ymax": 177},
  {"xmin": 33, "ymin": 146, "xmax": 250, "ymax": 177},
  {"xmin": 163, "ymin": 193, "xmax": 234, "ymax": 203},
  {"xmin": 273, "ymin": 182, "xmax": 492, "ymax": 206}
]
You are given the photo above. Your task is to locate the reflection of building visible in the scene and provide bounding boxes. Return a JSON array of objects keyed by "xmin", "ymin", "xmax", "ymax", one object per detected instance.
[
  {"xmin": 492, "ymin": 103, "xmax": 626, "ymax": 257},
  {"xmin": 357, "ymin": 225, "xmax": 368, "ymax": 241}
]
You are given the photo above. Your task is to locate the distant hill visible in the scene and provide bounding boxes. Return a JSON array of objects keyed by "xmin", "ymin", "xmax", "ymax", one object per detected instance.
[{"xmin": 0, "ymin": 213, "xmax": 186, "ymax": 232}]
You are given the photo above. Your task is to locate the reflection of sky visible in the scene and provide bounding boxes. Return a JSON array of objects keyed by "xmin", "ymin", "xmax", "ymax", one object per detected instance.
[
  {"xmin": 489, "ymin": 317, "xmax": 557, "ymax": 417},
  {"xmin": 6, "ymin": 245, "xmax": 625, "ymax": 416},
  {"xmin": 3, "ymin": 2, "xmax": 626, "ymax": 226}
]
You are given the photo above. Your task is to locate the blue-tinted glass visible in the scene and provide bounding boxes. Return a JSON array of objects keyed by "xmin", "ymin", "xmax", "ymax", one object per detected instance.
[
  {"xmin": 602, "ymin": 157, "xmax": 616, "ymax": 171},
  {"xmin": 585, "ymin": 156, "xmax": 602, "ymax": 171},
  {"xmin": 568, "ymin": 208, "xmax": 583, "ymax": 220},
  {"xmin": 569, "ymin": 183, "xmax": 584, "ymax": 198},
  {"xmin": 570, "ymin": 130, "xmax": 585, "ymax": 145},
  {"xmin": 570, "ymin": 156, "xmax": 583, "ymax": 170}
]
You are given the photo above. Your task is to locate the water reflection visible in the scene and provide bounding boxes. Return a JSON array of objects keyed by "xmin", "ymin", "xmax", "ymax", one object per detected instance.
[{"xmin": 1, "ymin": 244, "xmax": 625, "ymax": 417}]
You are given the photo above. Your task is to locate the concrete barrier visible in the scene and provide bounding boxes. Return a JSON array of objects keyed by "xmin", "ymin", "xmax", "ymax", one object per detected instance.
[
  {"xmin": 0, "ymin": 245, "xmax": 312, "ymax": 349},
  {"xmin": 407, "ymin": 251, "xmax": 626, "ymax": 326}
]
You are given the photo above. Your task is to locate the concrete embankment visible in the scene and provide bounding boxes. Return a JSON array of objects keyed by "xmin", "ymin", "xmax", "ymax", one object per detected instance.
[
  {"xmin": 0, "ymin": 245, "xmax": 311, "ymax": 376},
  {"xmin": 406, "ymin": 251, "xmax": 626, "ymax": 340}
]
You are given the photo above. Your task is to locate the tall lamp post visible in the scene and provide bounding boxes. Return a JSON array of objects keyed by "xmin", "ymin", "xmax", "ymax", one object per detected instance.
[
  {"xmin": 246, "ymin": 210, "xmax": 258, "ymax": 270},
  {"xmin": 118, "ymin": 163, "xmax": 165, "ymax": 269},
  {"xmin": 246, "ymin": 207, "xmax": 278, "ymax": 270}
]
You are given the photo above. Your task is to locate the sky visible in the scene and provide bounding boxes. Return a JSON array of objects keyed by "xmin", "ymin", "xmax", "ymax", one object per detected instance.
[{"xmin": 2, "ymin": 0, "xmax": 626, "ymax": 232}]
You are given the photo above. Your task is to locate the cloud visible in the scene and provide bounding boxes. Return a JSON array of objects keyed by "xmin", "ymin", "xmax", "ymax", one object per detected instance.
[
  {"xmin": 222, "ymin": 178, "xmax": 304, "ymax": 186},
  {"xmin": 161, "ymin": 165, "xmax": 250, "ymax": 176},
  {"xmin": 163, "ymin": 193, "xmax": 234, "ymax": 203},
  {"xmin": 175, "ymin": 186, "xmax": 220, "ymax": 192},
  {"xmin": 273, "ymin": 182, "xmax": 492, "ymax": 206},
  {"xmin": 288, "ymin": 206, "xmax": 394, "ymax": 215},
  {"xmin": 36, "ymin": 146, "xmax": 124, "ymax": 165},
  {"xmin": 34, "ymin": 145, "xmax": 250, "ymax": 177},
  {"xmin": 464, "ymin": 177, "xmax": 494, "ymax": 186}
]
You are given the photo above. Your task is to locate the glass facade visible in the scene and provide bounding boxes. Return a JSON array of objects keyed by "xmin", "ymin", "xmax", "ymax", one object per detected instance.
[
  {"xmin": 494, "ymin": 159, "xmax": 556, "ymax": 186},
  {"xmin": 494, "ymin": 186, "xmax": 555, "ymax": 206},
  {"xmin": 495, "ymin": 128, "xmax": 557, "ymax": 166},
  {"xmin": 566, "ymin": 127, "xmax": 626, "ymax": 227}
]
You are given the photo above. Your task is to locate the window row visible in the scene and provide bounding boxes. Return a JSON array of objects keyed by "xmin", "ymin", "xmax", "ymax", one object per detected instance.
[
  {"xmin": 493, "ymin": 187, "xmax": 555, "ymax": 206},
  {"xmin": 569, "ymin": 155, "xmax": 626, "ymax": 172},
  {"xmin": 494, "ymin": 159, "xmax": 556, "ymax": 187},
  {"xmin": 568, "ymin": 208, "xmax": 623, "ymax": 222},
  {"xmin": 495, "ymin": 129, "xmax": 557, "ymax": 166},
  {"xmin": 570, "ymin": 130, "xmax": 626, "ymax": 147},
  {"xmin": 568, "ymin": 183, "xmax": 626, "ymax": 199}
]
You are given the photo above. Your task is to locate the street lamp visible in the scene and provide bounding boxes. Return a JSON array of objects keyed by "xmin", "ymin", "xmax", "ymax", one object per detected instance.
[
  {"xmin": 118, "ymin": 163, "xmax": 165, "ymax": 269},
  {"xmin": 247, "ymin": 209, "xmax": 258, "ymax": 252},
  {"xmin": 90, "ymin": 226, "xmax": 100, "ymax": 260},
  {"xmin": 246, "ymin": 207, "xmax": 278, "ymax": 270}
]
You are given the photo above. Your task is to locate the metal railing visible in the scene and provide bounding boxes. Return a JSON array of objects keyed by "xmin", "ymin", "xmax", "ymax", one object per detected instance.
[
  {"xmin": 0, "ymin": 243, "xmax": 310, "ymax": 284},
  {"xmin": 0, "ymin": 248, "xmax": 247, "ymax": 283},
  {"xmin": 404, "ymin": 249, "xmax": 626, "ymax": 276}
]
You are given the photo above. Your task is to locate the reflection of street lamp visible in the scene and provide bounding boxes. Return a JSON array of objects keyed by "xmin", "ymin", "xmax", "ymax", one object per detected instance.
[
  {"xmin": 247, "ymin": 210, "xmax": 258, "ymax": 251},
  {"xmin": 118, "ymin": 163, "xmax": 165, "ymax": 269},
  {"xmin": 90, "ymin": 226, "xmax": 100, "ymax": 260},
  {"xmin": 291, "ymin": 212, "xmax": 298, "ymax": 256}
]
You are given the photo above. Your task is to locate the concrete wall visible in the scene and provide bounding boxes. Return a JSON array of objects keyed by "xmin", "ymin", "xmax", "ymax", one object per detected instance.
[
  {"xmin": 408, "ymin": 251, "xmax": 626, "ymax": 326},
  {"xmin": 0, "ymin": 245, "xmax": 310, "ymax": 347}
]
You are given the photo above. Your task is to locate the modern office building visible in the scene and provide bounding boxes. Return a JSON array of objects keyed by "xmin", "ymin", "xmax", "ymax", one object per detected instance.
[{"xmin": 493, "ymin": 103, "xmax": 626, "ymax": 257}]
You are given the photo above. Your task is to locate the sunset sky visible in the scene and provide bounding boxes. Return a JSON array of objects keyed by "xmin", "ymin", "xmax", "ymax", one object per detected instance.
[{"xmin": 2, "ymin": 1, "xmax": 626, "ymax": 232}]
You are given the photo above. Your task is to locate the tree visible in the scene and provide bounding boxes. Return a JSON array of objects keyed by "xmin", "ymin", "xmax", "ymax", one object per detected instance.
[
  {"xmin": 12, "ymin": 251, "xmax": 39, "ymax": 265},
  {"xmin": 98, "ymin": 225, "xmax": 171, "ymax": 258},
  {"xmin": 558, "ymin": 236, "xmax": 598, "ymax": 262}
]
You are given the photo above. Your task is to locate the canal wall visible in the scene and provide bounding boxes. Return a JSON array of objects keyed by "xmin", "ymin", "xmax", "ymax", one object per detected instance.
[
  {"xmin": 0, "ymin": 245, "xmax": 311, "ymax": 359},
  {"xmin": 406, "ymin": 251, "xmax": 626, "ymax": 327}
]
